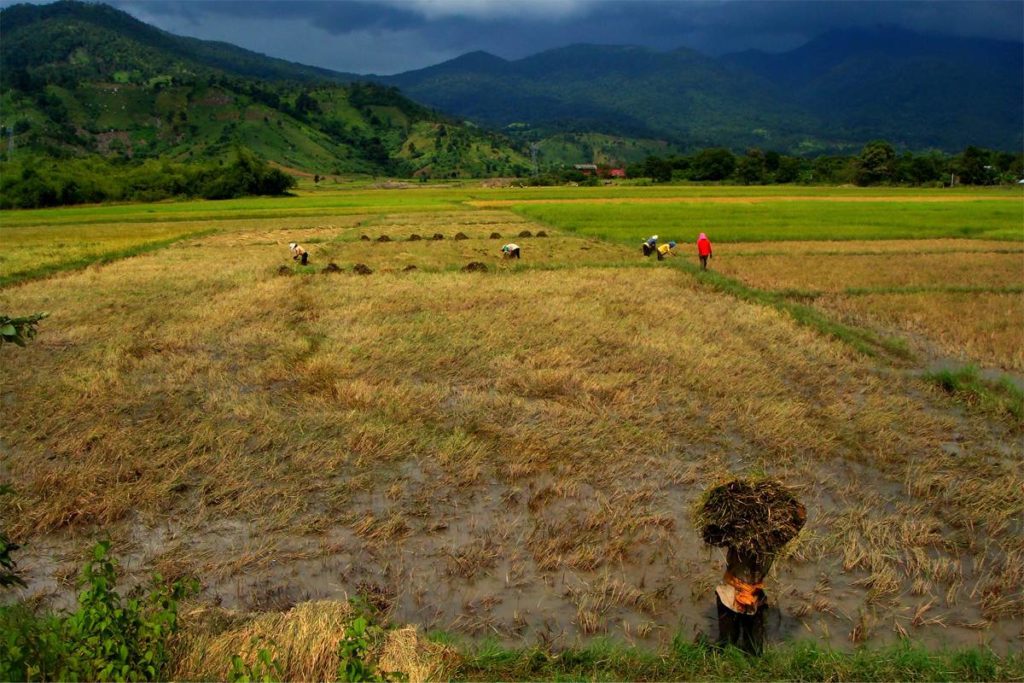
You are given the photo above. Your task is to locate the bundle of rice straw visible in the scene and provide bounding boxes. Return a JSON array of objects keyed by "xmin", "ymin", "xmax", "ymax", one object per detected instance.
[{"xmin": 696, "ymin": 479, "xmax": 806, "ymax": 559}]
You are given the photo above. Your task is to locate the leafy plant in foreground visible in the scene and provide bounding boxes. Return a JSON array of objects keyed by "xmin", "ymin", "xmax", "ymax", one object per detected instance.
[
  {"xmin": 0, "ymin": 541, "xmax": 197, "ymax": 681},
  {"xmin": 228, "ymin": 642, "xmax": 283, "ymax": 683},
  {"xmin": 0, "ymin": 312, "xmax": 48, "ymax": 347},
  {"xmin": 338, "ymin": 615, "xmax": 386, "ymax": 682}
]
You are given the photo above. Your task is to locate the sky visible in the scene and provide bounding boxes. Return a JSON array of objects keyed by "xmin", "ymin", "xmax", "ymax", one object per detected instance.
[{"xmin": 12, "ymin": 0, "xmax": 1024, "ymax": 75}]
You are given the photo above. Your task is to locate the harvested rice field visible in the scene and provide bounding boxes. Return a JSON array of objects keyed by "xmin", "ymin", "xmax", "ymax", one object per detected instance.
[{"xmin": 1, "ymin": 185, "xmax": 1022, "ymax": 677}]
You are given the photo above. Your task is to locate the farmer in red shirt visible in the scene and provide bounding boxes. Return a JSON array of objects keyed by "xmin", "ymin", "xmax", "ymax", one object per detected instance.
[{"xmin": 697, "ymin": 232, "xmax": 713, "ymax": 271}]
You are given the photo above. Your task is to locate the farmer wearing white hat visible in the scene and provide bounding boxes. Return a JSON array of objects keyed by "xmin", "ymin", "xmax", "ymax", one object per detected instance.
[
  {"xmin": 501, "ymin": 243, "xmax": 521, "ymax": 259},
  {"xmin": 289, "ymin": 242, "xmax": 308, "ymax": 265},
  {"xmin": 641, "ymin": 234, "xmax": 658, "ymax": 257}
]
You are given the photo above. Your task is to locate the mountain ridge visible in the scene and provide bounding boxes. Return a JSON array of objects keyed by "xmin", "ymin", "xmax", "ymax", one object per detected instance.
[
  {"xmin": 379, "ymin": 27, "xmax": 1023, "ymax": 152},
  {"xmin": 1, "ymin": 0, "xmax": 1020, "ymax": 172}
]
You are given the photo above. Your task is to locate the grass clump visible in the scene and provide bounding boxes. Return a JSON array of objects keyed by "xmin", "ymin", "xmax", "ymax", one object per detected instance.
[
  {"xmin": 925, "ymin": 364, "xmax": 1024, "ymax": 424},
  {"xmin": 452, "ymin": 636, "xmax": 1024, "ymax": 681}
]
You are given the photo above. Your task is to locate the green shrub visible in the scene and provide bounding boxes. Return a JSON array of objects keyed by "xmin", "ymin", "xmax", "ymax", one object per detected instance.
[{"xmin": 0, "ymin": 541, "xmax": 197, "ymax": 681}]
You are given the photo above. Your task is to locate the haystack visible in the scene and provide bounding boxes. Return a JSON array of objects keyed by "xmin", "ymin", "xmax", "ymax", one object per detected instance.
[
  {"xmin": 696, "ymin": 479, "xmax": 805, "ymax": 559},
  {"xmin": 170, "ymin": 601, "xmax": 457, "ymax": 683}
]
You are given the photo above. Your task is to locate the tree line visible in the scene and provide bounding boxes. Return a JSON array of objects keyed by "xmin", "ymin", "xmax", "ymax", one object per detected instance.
[
  {"xmin": 0, "ymin": 147, "xmax": 295, "ymax": 209},
  {"xmin": 627, "ymin": 142, "xmax": 1023, "ymax": 186}
]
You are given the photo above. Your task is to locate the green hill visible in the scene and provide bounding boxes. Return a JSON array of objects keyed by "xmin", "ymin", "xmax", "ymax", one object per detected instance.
[{"xmin": 0, "ymin": 0, "xmax": 530, "ymax": 178}]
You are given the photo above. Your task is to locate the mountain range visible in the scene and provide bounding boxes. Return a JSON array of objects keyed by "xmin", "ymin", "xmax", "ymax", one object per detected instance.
[
  {"xmin": 377, "ymin": 28, "xmax": 1022, "ymax": 153},
  {"xmin": 1, "ymin": 0, "xmax": 1020, "ymax": 177}
]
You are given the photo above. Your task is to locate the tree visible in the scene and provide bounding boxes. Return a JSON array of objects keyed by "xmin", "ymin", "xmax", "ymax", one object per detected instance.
[
  {"xmin": 896, "ymin": 151, "xmax": 946, "ymax": 185},
  {"xmin": 855, "ymin": 140, "xmax": 896, "ymax": 185},
  {"xmin": 736, "ymin": 149, "xmax": 766, "ymax": 185},
  {"xmin": 774, "ymin": 156, "xmax": 802, "ymax": 184},
  {"xmin": 955, "ymin": 146, "xmax": 993, "ymax": 185},
  {"xmin": 691, "ymin": 148, "xmax": 736, "ymax": 181},
  {"xmin": 643, "ymin": 156, "xmax": 672, "ymax": 183}
]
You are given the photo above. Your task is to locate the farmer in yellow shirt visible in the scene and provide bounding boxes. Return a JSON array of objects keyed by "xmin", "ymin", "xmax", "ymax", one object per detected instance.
[{"xmin": 289, "ymin": 242, "xmax": 309, "ymax": 265}]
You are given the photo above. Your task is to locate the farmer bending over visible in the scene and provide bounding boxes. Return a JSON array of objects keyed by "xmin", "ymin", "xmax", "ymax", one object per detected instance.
[
  {"xmin": 501, "ymin": 243, "xmax": 521, "ymax": 259},
  {"xmin": 289, "ymin": 242, "xmax": 309, "ymax": 265},
  {"xmin": 657, "ymin": 241, "xmax": 677, "ymax": 260},
  {"xmin": 697, "ymin": 233, "xmax": 712, "ymax": 270},
  {"xmin": 641, "ymin": 234, "xmax": 659, "ymax": 257}
]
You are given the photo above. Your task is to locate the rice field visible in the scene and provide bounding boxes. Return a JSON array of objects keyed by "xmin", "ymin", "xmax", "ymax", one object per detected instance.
[{"xmin": 1, "ymin": 185, "xmax": 1022, "ymax": 676}]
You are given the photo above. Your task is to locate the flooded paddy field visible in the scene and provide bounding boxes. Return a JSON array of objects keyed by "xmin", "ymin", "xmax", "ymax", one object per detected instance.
[{"xmin": 2, "ymin": 188, "xmax": 1022, "ymax": 661}]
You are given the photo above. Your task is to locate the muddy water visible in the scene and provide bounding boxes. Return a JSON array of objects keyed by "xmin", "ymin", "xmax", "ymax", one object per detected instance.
[{"xmin": 10, "ymin": 444, "xmax": 1021, "ymax": 654}]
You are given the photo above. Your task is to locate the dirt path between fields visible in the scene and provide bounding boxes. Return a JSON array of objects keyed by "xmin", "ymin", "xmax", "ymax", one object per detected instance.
[{"xmin": 467, "ymin": 195, "xmax": 1023, "ymax": 207}]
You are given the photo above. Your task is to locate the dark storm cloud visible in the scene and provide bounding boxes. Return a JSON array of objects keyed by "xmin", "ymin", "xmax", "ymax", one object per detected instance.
[
  {"xmin": 116, "ymin": 0, "xmax": 424, "ymax": 33},
  {"xmin": 16, "ymin": 0, "xmax": 1022, "ymax": 74}
]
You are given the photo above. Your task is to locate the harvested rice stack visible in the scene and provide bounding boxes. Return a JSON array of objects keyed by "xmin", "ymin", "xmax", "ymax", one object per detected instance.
[{"xmin": 696, "ymin": 479, "xmax": 806, "ymax": 559}]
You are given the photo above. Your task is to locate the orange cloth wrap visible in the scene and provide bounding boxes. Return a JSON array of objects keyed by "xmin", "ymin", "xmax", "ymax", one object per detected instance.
[{"xmin": 725, "ymin": 570, "xmax": 764, "ymax": 613}]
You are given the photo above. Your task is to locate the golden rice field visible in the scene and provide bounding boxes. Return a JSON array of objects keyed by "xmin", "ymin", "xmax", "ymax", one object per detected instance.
[
  {"xmin": 1, "ymin": 188, "xmax": 1022, "ymax": 670},
  {"xmin": 719, "ymin": 249, "xmax": 1023, "ymax": 292},
  {"xmin": 823, "ymin": 291, "xmax": 1024, "ymax": 372},
  {"xmin": 712, "ymin": 240, "xmax": 1024, "ymax": 370}
]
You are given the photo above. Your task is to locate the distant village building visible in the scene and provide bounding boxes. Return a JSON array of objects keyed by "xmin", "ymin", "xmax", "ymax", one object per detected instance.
[{"xmin": 573, "ymin": 164, "xmax": 626, "ymax": 179}]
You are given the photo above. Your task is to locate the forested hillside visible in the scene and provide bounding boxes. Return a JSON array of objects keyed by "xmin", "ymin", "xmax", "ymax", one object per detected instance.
[{"xmin": 0, "ymin": 1, "xmax": 530, "ymax": 179}]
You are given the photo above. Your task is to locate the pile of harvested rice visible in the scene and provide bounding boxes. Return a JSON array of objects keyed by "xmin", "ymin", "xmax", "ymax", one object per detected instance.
[{"xmin": 695, "ymin": 479, "xmax": 806, "ymax": 558}]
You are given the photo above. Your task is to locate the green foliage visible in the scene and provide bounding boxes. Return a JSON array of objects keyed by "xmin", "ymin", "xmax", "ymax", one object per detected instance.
[
  {"xmin": 736, "ymin": 149, "xmax": 767, "ymax": 185},
  {"xmin": 0, "ymin": 149, "xmax": 294, "ymax": 209},
  {"xmin": 691, "ymin": 147, "xmax": 737, "ymax": 181},
  {"xmin": 0, "ymin": 2, "xmax": 528, "ymax": 181},
  {"xmin": 337, "ymin": 615, "xmax": 387, "ymax": 682},
  {"xmin": 0, "ymin": 312, "xmax": 48, "ymax": 347},
  {"xmin": 622, "ymin": 145, "xmax": 1018, "ymax": 186},
  {"xmin": 228, "ymin": 643, "xmax": 283, "ymax": 683},
  {"xmin": 856, "ymin": 140, "xmax": 897, "ymax": 185},
  {"xmin": 0, "ymin": 541, "xmax": 198, "ymax": 681}
]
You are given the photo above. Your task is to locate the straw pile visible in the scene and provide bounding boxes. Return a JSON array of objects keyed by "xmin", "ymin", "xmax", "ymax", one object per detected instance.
[
  {"xmin": 696, "ymin": 479, "xmax": 806, "ymax": 558},
  {"xmin": 170, "ymin": 601, "xmax": 458, "ymax": 682}
]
